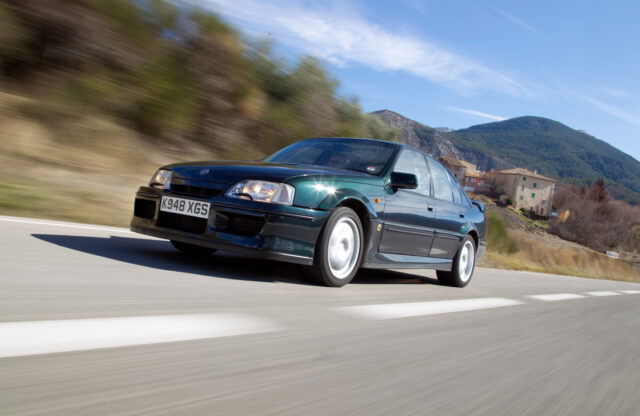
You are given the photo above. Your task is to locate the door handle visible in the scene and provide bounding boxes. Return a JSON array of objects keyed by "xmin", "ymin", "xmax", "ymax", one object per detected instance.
[
  {"xmin": 459, "ymin": 214, "xmax": 465, "ymax": 218},
  {"xmin": 427, "ymin": 206, "xmax": 434, "ymax": 212}
]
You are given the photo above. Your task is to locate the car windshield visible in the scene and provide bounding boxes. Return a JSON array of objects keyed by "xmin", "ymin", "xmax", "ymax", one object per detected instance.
[{"xmin": 265, "ymin": 138, "xmax": 398, "ymax": 175}]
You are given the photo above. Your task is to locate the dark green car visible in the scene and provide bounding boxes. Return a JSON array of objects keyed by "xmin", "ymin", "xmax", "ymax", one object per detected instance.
[{"xmin": 130, "ymin": 137, "xmax": 487, "ymax": 287}]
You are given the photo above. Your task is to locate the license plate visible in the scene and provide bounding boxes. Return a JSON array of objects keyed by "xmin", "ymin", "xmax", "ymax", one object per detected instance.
[{"xmin": 160, "ymin": 196, "xmax": 210, "ymax": 219}]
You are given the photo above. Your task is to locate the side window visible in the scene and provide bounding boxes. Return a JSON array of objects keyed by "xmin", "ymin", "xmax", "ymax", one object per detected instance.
[
  {"xmin": 392, "ymin": 150, "xmax": 431, "ymax": 195},
  {"xmin": 449, "ymin": 172, "xmax": 461, "ymax": 205},
  {"xmin": 459, "ymin": 184, "xmax": 471, "ymax": 207},
  {"xmin": 427, "ymin": 158, "xmax": 453, "ymax": 202}
]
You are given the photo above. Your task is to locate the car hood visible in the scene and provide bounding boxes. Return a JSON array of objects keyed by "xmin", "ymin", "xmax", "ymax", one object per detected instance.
[{"xmin": 165, "ymin": 161, "xmax": 379, "ymax": 185}]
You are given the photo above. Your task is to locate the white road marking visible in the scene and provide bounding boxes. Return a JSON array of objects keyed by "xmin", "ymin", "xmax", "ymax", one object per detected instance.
[
  {"xmin": 526, "ymin": 293, "xmax": 585, "ymax": 302},
  {"xmin": 0, "ymin": 314, "xmax": 281, "ymax": 358},
  {"xmin": 585, "ymin": 291, "xmax": 620, "ymax": 297},
  {"xmin": 0, "ymin": 216, "xmax": 131, "ymax": 234},
  {"xmin": 620, "ymin": 290, "xmax": 640, "ymax": 294},
  {"xmin": 336, "ymin": 298, "xmax": 522, "ymax": 320}
]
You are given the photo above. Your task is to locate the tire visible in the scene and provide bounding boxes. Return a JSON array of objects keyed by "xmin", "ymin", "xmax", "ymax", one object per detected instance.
[
  {"xmin": 436, "ymin": 235, "xmax": 476, "ymax": 287},
  {"xmin": 170, "ymin": 240, "xmax": 216, "ymax": 257},
  {"xmin": 313, "ymin": 207, "xmax": 363, "ymax": 287}
]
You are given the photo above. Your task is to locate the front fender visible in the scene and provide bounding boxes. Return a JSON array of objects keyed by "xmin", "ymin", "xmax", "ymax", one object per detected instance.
[
  {"xmin": 291, "ymin": 180, "xmax": 383, "ymax": 219},
  {"xmin": 317, "ymin": 189, "xmax": 379, "ymax": 219}
]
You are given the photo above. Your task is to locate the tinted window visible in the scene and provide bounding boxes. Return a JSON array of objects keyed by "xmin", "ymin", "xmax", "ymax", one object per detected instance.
[
  {"xmin": 449, "ymin": 172, "xmax": 461, "ymax": 205},
  {"xmin": 392, "ymin": 150, "xmax": 431, "ymax": 195},
  {"xmin": 427, "ymin": 159, "xmax": 453, "ymax": 202},
  {"xmin": 459, "ymin": 184, "xmax": 472, "ymax": 207},
  {"xmin": 266, "ymin": 138, "xmax": 397, "ymax": 175}
]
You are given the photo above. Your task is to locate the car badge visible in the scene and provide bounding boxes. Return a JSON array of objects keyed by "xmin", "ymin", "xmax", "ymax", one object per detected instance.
[{"xmin": 199, "ymin": 169, "xmax": 210, "ymax": 176}]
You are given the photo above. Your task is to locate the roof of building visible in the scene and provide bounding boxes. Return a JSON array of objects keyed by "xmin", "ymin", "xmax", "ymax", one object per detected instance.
[
  {"xmin": 439, "ymin": 157, "xmax": 480, "ymax": 176},
  {"xmin": 440, "ymin": 156, "xmax": 468, "ymax": 167},
  {"xmin": 488, "ymin": 168, "xmax": 555, "ymax": 182},
  {"xmin": 465, "ymin": 171, "xmax": 485, "ymax": 178}
]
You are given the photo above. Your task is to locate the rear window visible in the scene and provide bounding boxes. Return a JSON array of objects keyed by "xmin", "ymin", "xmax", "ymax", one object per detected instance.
[
  {"xmin": 459, "ymin": 184, "xmax": 472, "ymax": 207},
  {"xmin": 427, "ymin": 158, "xmax": 453, "ymax": 202},
  {"xmin": 450, "ymin": 172, "xmax": 461, "ymax": 205}
]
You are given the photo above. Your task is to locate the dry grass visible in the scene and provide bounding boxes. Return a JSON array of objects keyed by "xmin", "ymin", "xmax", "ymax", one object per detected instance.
[
  {"xmin": 479, "ymin": 229, "xmax": 640, "ymax": 283},
  {"xmin": 0, "ymin": 179, "xmax": 135, "ymax": 227},
  {"xmin": 0, "ymin": 92, "xmax": 219, "ymax": 227}
]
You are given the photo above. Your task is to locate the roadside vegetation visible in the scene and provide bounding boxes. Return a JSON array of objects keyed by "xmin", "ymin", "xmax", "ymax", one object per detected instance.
[
  {"xmin": 550, "ymin": 179, "xmax": 640, "ymax": 253},
  {"xmin": 479, "ymin": 200, "xmax": 640, "ymax": 283},
  {"xmin": 0, "ymin": 0, "xmax": 397, "ymax": 225}
]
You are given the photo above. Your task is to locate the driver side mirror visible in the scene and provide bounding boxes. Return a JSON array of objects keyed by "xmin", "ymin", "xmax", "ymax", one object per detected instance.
[{"xmin": 389, "ymin": 172, "xmax": 418, "ymax": 190}]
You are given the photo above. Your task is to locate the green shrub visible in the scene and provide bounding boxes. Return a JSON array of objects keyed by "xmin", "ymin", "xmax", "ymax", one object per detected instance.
[{"xmin": 487, "ymin": 213, "xmax": 519, "ymax": 254}]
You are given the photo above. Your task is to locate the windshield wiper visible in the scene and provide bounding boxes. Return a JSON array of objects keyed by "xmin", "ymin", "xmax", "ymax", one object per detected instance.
[{"xmin": 341, "ymin": 167, "xmax": 372, "ymax": 174}]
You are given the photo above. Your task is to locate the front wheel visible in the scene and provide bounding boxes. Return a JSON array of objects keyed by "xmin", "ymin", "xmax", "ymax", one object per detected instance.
[
  {"xmin": 313, "ymin": 207, "xmax": 363, "ymax": 287},
  {"xmin": 170, "ymin": 240, "xmax": 216, "ymax": 257},
  {"xmin": 436, "ymin": 235, "xmax": 476, "ymax": 287}
]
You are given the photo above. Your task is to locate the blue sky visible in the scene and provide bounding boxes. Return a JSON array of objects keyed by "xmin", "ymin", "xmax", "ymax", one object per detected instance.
[{"xmin": 200, "ymin": 0, "xmax": 640, "ymax": 161}]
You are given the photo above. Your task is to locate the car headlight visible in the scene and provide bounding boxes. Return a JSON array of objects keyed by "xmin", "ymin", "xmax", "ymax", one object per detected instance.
[
  {"xmin": 149, "ymin": 169, "xmax": 172, "ymax": 190},
  {"xmin": 225, "ymin": 180, "xmax": 295, "ymax": 205}
]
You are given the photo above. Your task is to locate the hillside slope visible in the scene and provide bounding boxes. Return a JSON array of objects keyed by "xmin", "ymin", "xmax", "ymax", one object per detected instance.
[
  {"xmin": 371, "ymin": 110, "xmax": 513, "ymax": 171},
  {"xmin": 372, "ymin": 110, "xmax": 640, "ymax": 203},
  {"xmin": 445, "ymin": 116, "xmax": 640, "ymax": 203}
]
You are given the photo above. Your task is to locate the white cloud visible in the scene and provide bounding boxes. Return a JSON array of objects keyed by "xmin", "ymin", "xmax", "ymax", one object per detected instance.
[
  {"xmin": 599, "ymin": 86, "xmax": 633, "ymax": 99},
  {"xmin": 445, "ymin": 106, "xmax": 507, "ymax": 121},
  {"xmin": 493, "ymin": 7, "xmax": 540, "ymax": 35},
  {"xmin": 555, "ymin": 83, "xmax": 640, "ymax": 126},
  {"xmin": 581, "ymin": 96, "xmax": 640, "ymax": 126},
  {"xmin": 200, "ymin": 0, "xmax": 528, "ymax": 96}
]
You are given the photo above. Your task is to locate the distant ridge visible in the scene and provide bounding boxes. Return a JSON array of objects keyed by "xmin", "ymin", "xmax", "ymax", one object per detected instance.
[
  {"xmin": 370, "ymin": 109, "xmax": 513, "ymax": 172},
  {"xmin": 371, "ymin": 110, "xmax": 640, "ymax": 203}
]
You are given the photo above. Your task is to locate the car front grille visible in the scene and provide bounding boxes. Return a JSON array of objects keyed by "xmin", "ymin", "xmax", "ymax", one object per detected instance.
[
  {"xmin": 157, "ymin": 211, "xmax": 207, "ymax": 234},
  {"xmin": 134, "ymin": 199, "xmax": 156, "ymax": 219},
  {"xmin": 171, "ymin": 184, "xmax": 222, "ymax": 199}
]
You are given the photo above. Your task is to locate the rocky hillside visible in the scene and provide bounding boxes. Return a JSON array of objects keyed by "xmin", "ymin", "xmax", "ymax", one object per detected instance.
[
  {"xmin": 372, "ymin": 110, "xmax": 640, "ymax": 204},
  {"xmin": 371, "ymin": 110, "xmax": 513, "ymax": 171},
  {"xmin": 448, "ymin": 116, "xmax": 640, "ymax": 203}
]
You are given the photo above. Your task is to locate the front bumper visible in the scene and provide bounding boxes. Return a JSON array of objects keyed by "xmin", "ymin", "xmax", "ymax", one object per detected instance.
[{"xmin": 130, "ymin": 186, "xmax": 329, "ymax": 265}]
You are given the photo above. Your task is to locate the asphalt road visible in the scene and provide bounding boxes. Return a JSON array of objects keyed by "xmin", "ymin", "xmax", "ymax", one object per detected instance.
[{"xmin": 1, "ymin": 215, "xmax": 640, "ymax": 416}]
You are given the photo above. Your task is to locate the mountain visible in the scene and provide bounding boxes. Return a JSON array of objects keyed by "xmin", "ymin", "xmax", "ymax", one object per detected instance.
[
  {"xmin": 371, "ymin": 110, "xmax": 640, "ymax": 204},
  {"xmin": 371, "ymin": 110, "xmax": 513, "ymax": 171}
]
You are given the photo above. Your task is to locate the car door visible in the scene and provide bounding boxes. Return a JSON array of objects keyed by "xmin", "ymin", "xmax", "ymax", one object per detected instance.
[
  {"xmin": 426, "ymin": 158, "xmax": 464, "ymax": 258},
  {"xmin": 379, "ymin": 149, "xmax": 436, "ymax": 257}
]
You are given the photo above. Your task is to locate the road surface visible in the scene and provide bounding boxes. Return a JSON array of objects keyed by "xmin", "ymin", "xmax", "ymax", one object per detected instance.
[{"xmin": 1, "ymin": 215, "xmax": 640, "ymax": 416}]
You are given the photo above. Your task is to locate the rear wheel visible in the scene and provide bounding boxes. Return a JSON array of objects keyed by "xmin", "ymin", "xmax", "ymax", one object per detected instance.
[
  {"xmin": 313, "ymin": 207, "xmax": 363, "ymax": 287},
  {"xmin": 170, "ymin": 240, "xmax": 216, "ymax": 257},
  {"xmin": 437, "ymin": 235, "xmax": 476, "ymax": 287}
]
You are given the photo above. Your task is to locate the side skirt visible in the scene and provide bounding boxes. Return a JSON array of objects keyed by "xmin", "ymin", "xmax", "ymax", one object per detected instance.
[{"xmin": 362, "ymin": 252, "xmax": 453, "ymax": 271}]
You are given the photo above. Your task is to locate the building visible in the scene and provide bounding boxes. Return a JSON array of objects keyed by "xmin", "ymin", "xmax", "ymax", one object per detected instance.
[
  {"xmin": 485, "ymin": 168, "xmax": 555, "ymax": 216},
  {"xmin": 439, "ymin": 157, "xmax": 491, "ymax": 194}
]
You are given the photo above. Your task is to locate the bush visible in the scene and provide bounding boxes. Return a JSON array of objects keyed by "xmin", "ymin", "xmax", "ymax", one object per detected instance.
[
  {"xmin": 550, "ymin": 180, "xmax": 640, "ymax": 252},
  {"xmin": 505, "ymin": 197, "xmax": 514, "ymax": 206},
  {"xmin": 0, "ymin": 0, "xmax": 400, "ymax": 154},
  {"xmin": 487, "ymin": 213, "xmax": 519, "ymax": 254}
]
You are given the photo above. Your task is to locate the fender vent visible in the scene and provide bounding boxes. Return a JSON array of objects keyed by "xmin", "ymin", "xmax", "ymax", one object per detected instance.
[
  {"xmin": 226, "ymin": 214, "xmax": 265, "ymax": 237},
  {"xmin": 134, "ymin": 199, "xmax": 156, "ymax": 219}
]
